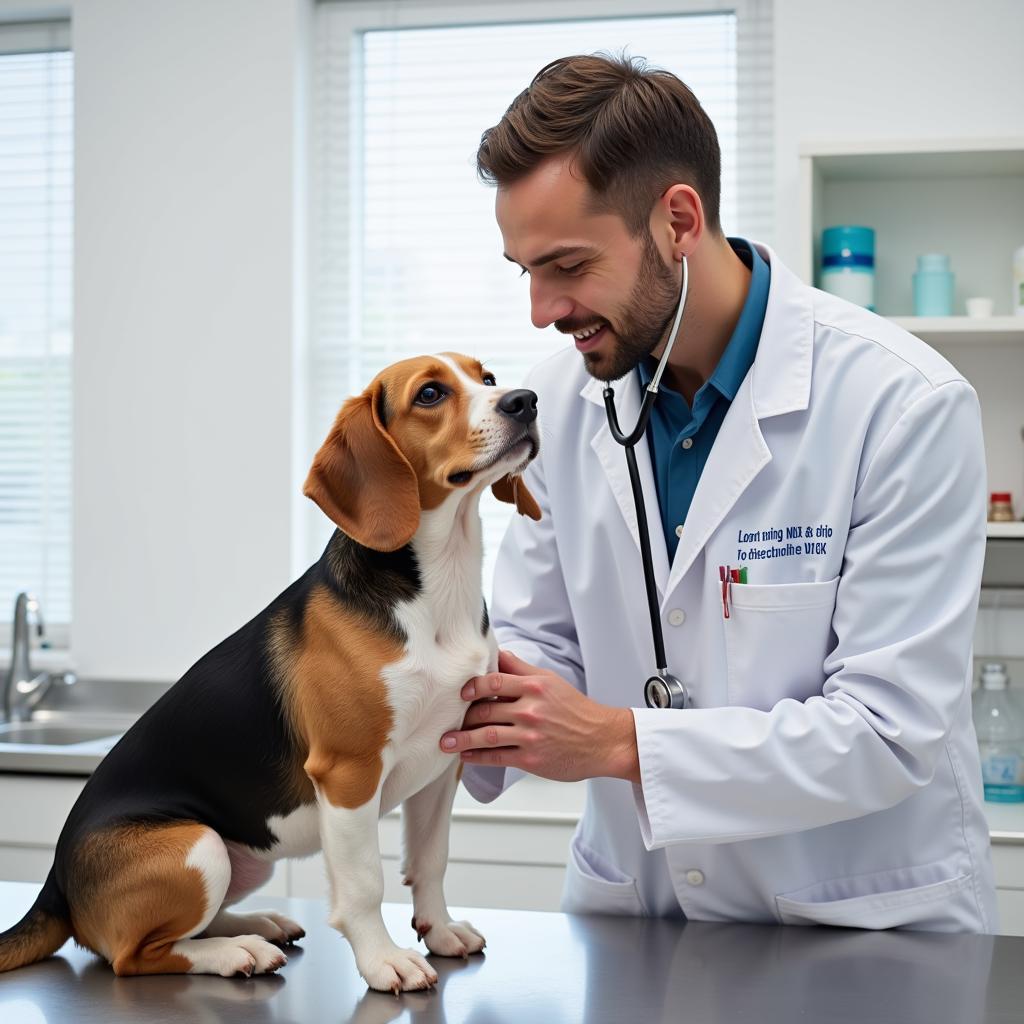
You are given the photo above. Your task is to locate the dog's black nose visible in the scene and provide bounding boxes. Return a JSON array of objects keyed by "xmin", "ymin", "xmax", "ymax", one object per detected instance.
[{"xmin": 497, "ymin": 389, "xmax": 538, "ymax": 425}]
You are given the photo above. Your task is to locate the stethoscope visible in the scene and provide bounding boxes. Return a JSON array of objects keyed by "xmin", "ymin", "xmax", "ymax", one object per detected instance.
[{"xmin": 602, "ymin": 255, "xmax": 690, "ymax": 710}]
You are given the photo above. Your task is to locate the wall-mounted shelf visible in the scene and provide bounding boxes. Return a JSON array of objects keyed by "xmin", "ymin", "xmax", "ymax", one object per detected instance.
[
  {"xmin": 983, "ymin": 525, "xmax": 1024, "ymax": 590},
  {"xmin": 799, "ymin": 137, "xmax": 1024, "ymax": 317},
  {"xmin": 989, "ymin": 523, "xmax": 1024, "ymax": 540},
  {"xmin": 890, "ymin": 317, "xmax": 1024, "ymax": 346}
]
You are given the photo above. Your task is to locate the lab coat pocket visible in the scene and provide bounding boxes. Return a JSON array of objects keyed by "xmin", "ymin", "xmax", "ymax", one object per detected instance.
[
  {"xmin": 561, "ymin": 837, "xmax": 647, "ymax": 917},
  {"xmin": 775, "ymin": 865, "xmax": 973, "ymax": 930},
  {"xmin": 725, "ymin": 576, "xmax": 839, "ymax": 711}
]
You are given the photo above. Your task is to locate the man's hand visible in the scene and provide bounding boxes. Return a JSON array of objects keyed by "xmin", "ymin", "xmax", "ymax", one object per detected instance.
[{"xmin": 439, "ymin": 649, "xmax": 640, "ymax": 783}]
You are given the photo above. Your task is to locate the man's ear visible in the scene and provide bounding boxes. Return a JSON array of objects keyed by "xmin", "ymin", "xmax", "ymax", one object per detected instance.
[
  {"xmin": 491, "ymin": 473, "xmax": 541, "ymax": 521},
  {"xmin": 303, "ymin": 383, "xmax": 421, "ymax": 551}
]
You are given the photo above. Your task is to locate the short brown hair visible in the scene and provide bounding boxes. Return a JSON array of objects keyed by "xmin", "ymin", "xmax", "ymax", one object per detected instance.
[{"xmin": 477, "ymin": 52, "xmax": 722, "ymax": 237}]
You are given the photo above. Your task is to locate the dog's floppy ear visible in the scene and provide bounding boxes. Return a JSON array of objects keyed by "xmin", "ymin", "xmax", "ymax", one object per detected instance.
[
  {"xmin": 303, "ymin": 383, "xmax": 420, "ymax": 551},
  {"xmin": 491, "ymin": 473, "xmax": 542, "ymax": 521}
]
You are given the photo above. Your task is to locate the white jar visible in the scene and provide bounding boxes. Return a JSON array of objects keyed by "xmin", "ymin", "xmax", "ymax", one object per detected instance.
[{"xmin": 1014, "ymin": 245, "xmax": 1024, "ymax": 316}]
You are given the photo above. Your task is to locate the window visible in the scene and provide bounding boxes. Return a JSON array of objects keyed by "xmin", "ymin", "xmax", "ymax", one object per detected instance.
[
  {"xmin": 310, "ymin": 1, "xmax": 773, "ymax": 593},
  {"xmin": 0, "ymin": 21, "xmax": 72, "ymax": 639}
]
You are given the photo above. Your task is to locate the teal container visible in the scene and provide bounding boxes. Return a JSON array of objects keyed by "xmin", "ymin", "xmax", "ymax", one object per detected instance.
[
  {"xmin": 821, "ymin": 226, "xmax": 875, "ymax": 311},
  {"xmin": 912, "ymin": 253, "xmax": 955, "ymax": 316}
]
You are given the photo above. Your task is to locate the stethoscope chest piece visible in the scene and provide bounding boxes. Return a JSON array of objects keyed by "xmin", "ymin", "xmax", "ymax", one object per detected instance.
[{"xmin": 644, "ymin": 673, "xmax": 689, "ymax": 710}]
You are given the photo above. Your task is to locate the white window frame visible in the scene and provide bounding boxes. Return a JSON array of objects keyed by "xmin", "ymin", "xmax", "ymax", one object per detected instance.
[
  {"xmin": 307, "ymin": 0, "xmax": 774, "ymax": 568},
  {"xmin": 0, "ymin": 16, "xmax": 72, "ymax": 649}
]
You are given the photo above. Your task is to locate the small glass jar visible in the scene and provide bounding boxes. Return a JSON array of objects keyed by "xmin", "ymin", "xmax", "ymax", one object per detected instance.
[{"xmin": 989, "ymin": 492, "xmax": 1016, "ymax": 522}]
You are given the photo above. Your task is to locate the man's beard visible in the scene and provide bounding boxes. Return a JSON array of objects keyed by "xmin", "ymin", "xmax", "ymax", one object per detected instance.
[{"xmin": 561, "ymin": 231, "xmax": 680, "ymax": 383}]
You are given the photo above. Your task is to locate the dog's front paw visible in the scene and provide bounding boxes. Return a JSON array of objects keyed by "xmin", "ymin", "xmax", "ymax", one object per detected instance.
[
  {"xmin": 419, "ymin": 918, "xmax": 486, "ymax": 958},
  {"xmin": 358, "ymin": 944, "xmax": 438, "ymax": 994}
]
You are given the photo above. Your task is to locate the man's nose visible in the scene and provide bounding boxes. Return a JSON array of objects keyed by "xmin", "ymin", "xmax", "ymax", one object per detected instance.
[
  {"xmin": 497, "ymin": 389, "xmax": 538, "ymax": 426},
  {"xmin": 530, "ymin": 279, "xmax": 573, "ymax": 329}
]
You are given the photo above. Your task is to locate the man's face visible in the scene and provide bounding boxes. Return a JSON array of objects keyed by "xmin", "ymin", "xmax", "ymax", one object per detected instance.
[{"xmin": 496, "ymin": 155, "xmax": 680, "ymax": 382}]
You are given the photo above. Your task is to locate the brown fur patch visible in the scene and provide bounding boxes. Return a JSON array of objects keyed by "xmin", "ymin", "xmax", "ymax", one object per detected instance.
[
  {"xmin": 303, "ymin": 386, "xmax": 421, "ymax": 552},
  {"xmin": 266, "ymin": 608, "xmax": 317, "ymax": 808},
  {"xmin": 279, "ymin": 586, "xmax": 400, "ymax": 809},
  {"xmin": 70, "ymin": 821, "xmax": 213, "ymax": 976},
  {"xmin": 491, "ymin": 472, "xmax": 542, "ymax": 520},
  {"xmin": 303, "ymin": 353, "xmax": 512, "ymax": 546},
  {"xmin": 375, "ymin": 356, "xmax": 485, "ymax": 512}
]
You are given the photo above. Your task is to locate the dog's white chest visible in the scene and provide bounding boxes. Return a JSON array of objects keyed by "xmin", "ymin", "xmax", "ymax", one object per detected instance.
[{"xmin": 378, "ymin": 611, "xmax": 493, "ymax": 813}]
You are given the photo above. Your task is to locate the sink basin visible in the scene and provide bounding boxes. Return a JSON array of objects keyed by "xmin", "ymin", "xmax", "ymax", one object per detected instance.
[
  {"xmin": 0, "ymin": 676, "xmax": 170, "ymax": 773},
  {"xmin": 0, "ymin": 722, "xmax": 123, "ymax": 746}
]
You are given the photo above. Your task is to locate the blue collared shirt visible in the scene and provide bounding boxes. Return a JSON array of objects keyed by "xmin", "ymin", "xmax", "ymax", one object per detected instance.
[{"xmin": 637, "ymin": 238, "xmax": 769, "ymax": 562}]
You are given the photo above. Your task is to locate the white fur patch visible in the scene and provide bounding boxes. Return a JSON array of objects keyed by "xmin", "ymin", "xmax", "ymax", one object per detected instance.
[{"xmin": 184, "ymin": 829, "xmax": 232, "ymax": 936}]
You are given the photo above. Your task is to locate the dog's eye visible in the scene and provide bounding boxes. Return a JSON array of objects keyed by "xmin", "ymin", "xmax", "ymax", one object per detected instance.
[
  {"xmin": 482, "ymin": 374, "xmax": 497, "ymax": 387},
  {"xmin": 414, "ymin": 383, "xmax": 445, "ymax": 406}
]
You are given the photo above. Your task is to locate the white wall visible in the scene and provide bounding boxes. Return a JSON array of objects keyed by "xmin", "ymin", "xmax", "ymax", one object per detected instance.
[
  {"xmin": 68, "ymin": 0, "xmax": 312, "ymax": 679},
  {"xmin": 773, "ymin": 0, "xmax": 1024, "ymax": 266},
  {"xmin": 773, "ymin": 0, "xmax": 1024, "ymax": 671},
  {"xmin": 0, "ymin": 0, "xmax": 1019, "ymax": 679}
]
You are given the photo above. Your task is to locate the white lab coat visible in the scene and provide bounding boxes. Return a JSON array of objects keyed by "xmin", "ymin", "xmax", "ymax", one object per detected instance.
[{"xmin": 462, "ymin": 243, "xmax": 997, "ymax": 933}]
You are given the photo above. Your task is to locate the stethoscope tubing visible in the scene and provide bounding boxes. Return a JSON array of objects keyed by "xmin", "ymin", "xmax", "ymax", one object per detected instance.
[{"xmin": 601, "ymin": 255, "xmax": 690, "ymax": 702}]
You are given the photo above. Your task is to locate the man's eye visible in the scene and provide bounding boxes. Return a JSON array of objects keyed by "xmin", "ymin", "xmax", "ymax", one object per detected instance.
[
  {"xmin": 414, "ymin": 383, "xmax": 445, "ymax": 406},
  {"xmin": 557, "ymin": 263, "xmax": 584, "ymax": 275},
  {"xmin": 482, "ymin": 374, "xmax": 497, "ymax": 387}
]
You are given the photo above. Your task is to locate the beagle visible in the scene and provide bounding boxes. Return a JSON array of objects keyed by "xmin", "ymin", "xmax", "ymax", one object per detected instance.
[{"xmin": 0, "ymin": 353, "xmax": 540, "ymax": 993}]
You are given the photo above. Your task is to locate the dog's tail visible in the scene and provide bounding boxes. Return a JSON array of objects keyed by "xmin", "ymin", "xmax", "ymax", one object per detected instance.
[{"xmin": 0, "ymin": 867, "xmax": 73, "ymax": 972}]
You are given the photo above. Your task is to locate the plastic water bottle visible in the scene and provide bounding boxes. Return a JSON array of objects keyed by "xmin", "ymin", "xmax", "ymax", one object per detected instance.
[{"xmin": 973, "ymin": 663, "xmax": 1024, "ymax": 802}]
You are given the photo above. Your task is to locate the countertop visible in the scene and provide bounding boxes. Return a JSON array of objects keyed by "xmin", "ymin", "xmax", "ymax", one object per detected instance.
[{"xmin": 0, "ymin": 881, "xmax": 1021, "ymax": 1023}]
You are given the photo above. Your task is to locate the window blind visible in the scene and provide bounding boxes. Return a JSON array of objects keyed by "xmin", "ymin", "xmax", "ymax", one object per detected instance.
[
  {"xmin": 311, "ymin": 1, "xmax": 774, "ymax": 596},
  {"xmin": 0, "ymin": 21, "xmax": 72, "ymax": 636}
]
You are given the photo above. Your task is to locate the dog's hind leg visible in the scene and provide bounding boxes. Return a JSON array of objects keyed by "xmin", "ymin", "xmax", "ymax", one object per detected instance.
[
  {"xmin": 203, "ymin": 908, "xmax": 305, "ymax": 945},
  {"xmin": 199, "ymin": 842, "xmax": 305, "ymax": 945},
  {"xmin": 70, "ymin": 821, "xmax": 287, "ymax": 977}
]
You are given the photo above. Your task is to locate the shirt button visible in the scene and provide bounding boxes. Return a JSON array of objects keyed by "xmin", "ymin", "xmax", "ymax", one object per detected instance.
[
  {"xmin": 685, "ymin": 869, "xmax": 705, "ymax": 886},
  {"xmin": 675, "ymin": 524, "xmax": 684, "ymax": 538},
  {"xmin": 668, "ymin": 609, "xmax": 686, "ymax": 627},
  {"xmin": 681, "ymin": 438, "xmax": 694, "ymax": 450}
]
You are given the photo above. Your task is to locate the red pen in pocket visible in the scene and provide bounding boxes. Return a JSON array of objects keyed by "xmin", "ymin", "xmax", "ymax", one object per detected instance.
[{"xmin": 719, "ymin": 564, "xmax": 731, "ymax": 619}]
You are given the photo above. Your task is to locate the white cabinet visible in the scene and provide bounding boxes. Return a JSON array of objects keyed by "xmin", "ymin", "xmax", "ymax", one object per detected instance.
[
  {"xmin": 984, "ymin": 802, "xmax": 1024, "ymax": 935},
  {"xmin": 3, "ymin": 772, "xmax": 1024, "ymax": 933},
  {"xmin": 0, "ymin": 774, "xmax": 577, "ymax": 913},
  {"xmin": 0, "ymin": 774, "xmax": 288, "ymax": 896},
  {"xmin": 288, "ymin": 807, "xmax": 577, "ymax": 913}
]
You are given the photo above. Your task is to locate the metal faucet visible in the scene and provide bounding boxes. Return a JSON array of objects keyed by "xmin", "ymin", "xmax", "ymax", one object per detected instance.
[{"xmin": 3, "ymin": 592, "xmax": 75, "ymax": 723}]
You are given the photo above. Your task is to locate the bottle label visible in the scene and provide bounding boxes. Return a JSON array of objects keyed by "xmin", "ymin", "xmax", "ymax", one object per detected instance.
[
  {"xmin": 981, "ymin": 754, "xmax": 1024, "ymax": 801},
  {"xmin": 984, "ymin": 783, "xmax": 1024, "ymax": 803}
]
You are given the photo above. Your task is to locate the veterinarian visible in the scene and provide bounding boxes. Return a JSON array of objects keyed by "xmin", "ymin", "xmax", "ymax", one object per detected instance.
[{"xmin": 441, "ymin": 53, "xmax": 997, "ymax": 932}]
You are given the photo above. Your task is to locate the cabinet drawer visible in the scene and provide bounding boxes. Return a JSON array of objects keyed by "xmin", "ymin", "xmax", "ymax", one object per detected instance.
[
  {"xmin": 991, "ymin": 843, "xmax": 1024, "ymax": 889},
  {"xmin": 996, "ymin": 888, "xmax": 1024, "ymax": 936},
  {"xmin": 288, "ymin": 852, "xmax": 566, "ymax": 912}
]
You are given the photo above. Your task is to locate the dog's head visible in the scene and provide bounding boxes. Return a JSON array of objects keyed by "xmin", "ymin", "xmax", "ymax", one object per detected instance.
[{"xmin": 304, "ymin": 353, "xmax": 541, "ymax": 551}]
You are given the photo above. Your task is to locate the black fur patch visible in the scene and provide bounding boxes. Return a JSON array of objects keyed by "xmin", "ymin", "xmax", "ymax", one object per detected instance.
[
  {"xmin": 322, "ymin": 530, "xmax": 421, "ymax": 642},
  {"xmin": 50, "ymin": 527, "xmax": 425, "ymax": 907}
]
